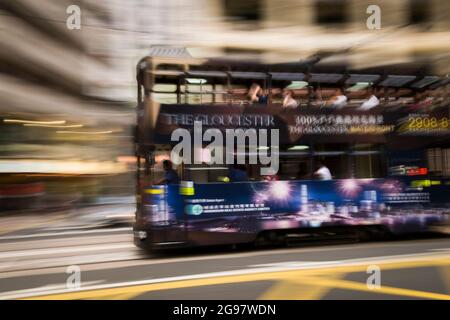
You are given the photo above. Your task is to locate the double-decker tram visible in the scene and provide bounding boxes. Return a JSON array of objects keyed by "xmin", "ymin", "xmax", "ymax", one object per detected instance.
[{"xmin": 134, "ymin": 47, "xmax": 450, "ymax": 250}]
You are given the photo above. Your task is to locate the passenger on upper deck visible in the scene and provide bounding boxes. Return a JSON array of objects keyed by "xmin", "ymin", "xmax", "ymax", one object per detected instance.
[
  {"xmin": 248, "ymin": 83, "xmax": 268, "ymax": 105},
  {"xmin": 258, "ymin": 88, "xmax": 269, "ymax": 105},
  {"xmin": 282, "ymin": 90, "xmax": 299, "ymax": 108},
  {"xmin": 409, "ymin": 90, "xmax": 434, "ymax": 111},
  {"xmin": 359, "ymin": 88, "xmax": 380, "ymax": 111},
  {"xmin": 326, "ymin": 88, "xmax": 348, "ymax": 109}
]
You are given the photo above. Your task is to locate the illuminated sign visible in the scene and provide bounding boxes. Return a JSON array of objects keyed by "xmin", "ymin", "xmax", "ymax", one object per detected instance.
[{"xmin": 406, "ymin": 167, "xmax": 428, "ymax": 176}]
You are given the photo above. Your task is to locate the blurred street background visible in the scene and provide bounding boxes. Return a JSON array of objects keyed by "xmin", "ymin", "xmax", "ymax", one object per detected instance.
[{"xmin": 0, "ymin": 0, "xmax": 450, "ymax": 299}]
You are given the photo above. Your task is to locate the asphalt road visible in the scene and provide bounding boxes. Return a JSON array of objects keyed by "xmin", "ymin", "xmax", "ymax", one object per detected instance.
[{"xmin": 0, "ymin": 225, "xmax": 449, "ymax": 300}]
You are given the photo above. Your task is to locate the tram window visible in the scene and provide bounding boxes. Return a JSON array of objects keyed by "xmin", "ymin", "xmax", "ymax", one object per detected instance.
[
  {"xmin": 352, "ymin": 144, "xmax": 385, "ymax": 179},
  {"xmin": 153, "ymin": 93, "xmax": 178, "ymax": 104},
  {"xmin": 314, "ymin": 144, "xmax": 350, "ymax": 179},
  {"xmin": 153, "ymin": 84, "xmax": 177, "ymax": 93},
  {"xmin": 149, "ymin": 152, "xmax": 178, "ymax": 184},
  {"xmin": 426, "ymin": 148, "xmax": 450, "ymax": 176},
  {"xmin": 278, "ymin": 156, "xmax": 311, "ymax": 180},
  {"xmin": 444, "ymin": 149, "xmax": 450, "ymax": 177},
  {"xmin": 313, "ymin": 156, "xmax": 349, "ymax": 179},
  {"xmin": 229, "ymin": 85, "xmax": 251, "ymax": 104},
  {"xmin": 281, "ymin": 160, "xmax": 309, "ymax": 180},
  {"xmin": 183, "ymin": 148, "xmax": 230, "ymax": 183},
  {"xmin": 185, "ymin": 84, "xmax": 214, "ymax": 104},
  {"xmin": 212, "ymin": 84, "xmax": 228, "ymax": 103},
  {"xmin": 185, "ymin": 166, "xmax": 229, "ymax": 183}
]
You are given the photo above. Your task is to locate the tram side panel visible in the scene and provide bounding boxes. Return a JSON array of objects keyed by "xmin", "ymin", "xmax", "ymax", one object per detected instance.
[{"xmin": 135, "ymin": 179, "xmax": 450, "ymax": 249}]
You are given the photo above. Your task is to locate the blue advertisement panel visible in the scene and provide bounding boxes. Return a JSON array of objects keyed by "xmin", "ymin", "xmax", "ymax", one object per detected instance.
[{"xmin": 147, "ymin": 179, "xmax": 450, "ymax": 244}]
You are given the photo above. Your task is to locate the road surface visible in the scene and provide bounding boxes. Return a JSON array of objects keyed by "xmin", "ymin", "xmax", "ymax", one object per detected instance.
[{"xmin": 0, "ymin": 225, "xmax": 449, "ymax": 300}]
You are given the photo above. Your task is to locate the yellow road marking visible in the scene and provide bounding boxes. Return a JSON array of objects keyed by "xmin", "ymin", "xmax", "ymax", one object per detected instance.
[
  {"xmin": 259, "ymin": 273, "xmax": 344, "ymax": 300},
  {"xmin": 438, "ymin": 265, "xmax": 450, "ymax": 294},
  {"xmin": 290, "ymin": 275, "xmax": 450, "ymax": 300},
  {"xmin": 25, "ymin": 256, "xmax": 450, "ymax": 300},
  {"xmin": 87, "ymin": 291, "xmax": 142, "ymax": 300}
]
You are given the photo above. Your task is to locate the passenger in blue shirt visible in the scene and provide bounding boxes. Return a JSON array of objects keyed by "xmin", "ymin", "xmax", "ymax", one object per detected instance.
[
  {"xmin": 228, "ymin": 164, "xmax": 249, "ymax": 182},
  {"xmin": 157, "ymin": 160, "xmax": 180, "ymax": 185},
  {"xmin": 248, "ymin": 84, "xmax": 268, "ymax": 106},
  {"xmin": 258, "ymin": 89, "xmax": 269, "ymax": 105}
]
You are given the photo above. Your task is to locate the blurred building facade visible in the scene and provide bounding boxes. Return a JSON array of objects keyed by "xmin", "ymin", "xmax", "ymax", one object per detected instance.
[
  {"xmin": 130, "ymin": 0, "xmax": 450, "ymax": 73},
  {"xmin": 0, "ymin": 0, "xmax": 137, "ymax": 209}
]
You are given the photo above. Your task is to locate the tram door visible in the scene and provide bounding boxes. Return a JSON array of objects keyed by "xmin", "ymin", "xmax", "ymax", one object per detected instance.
[{"xmin": 141, "ymin": 151, "xmax": 187, "ymax": 243}]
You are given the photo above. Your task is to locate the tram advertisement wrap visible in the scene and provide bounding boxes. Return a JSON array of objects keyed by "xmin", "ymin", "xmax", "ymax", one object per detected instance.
[
  {"xmin": 152, "ymin": 178, "xmax": 449, "ymax": 238},
  {"xmin": 152, "ymin": 104, "xmax": 450, "ymax": 147}
]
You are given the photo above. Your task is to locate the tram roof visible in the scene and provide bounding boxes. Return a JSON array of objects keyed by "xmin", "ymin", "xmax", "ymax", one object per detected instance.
[{"xmin": 139, "ymin": 49, "xmax": 448, "ymax": 89}]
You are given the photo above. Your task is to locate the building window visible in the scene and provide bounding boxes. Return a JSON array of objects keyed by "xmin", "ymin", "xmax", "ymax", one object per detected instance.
[
  {"xmin": 409, "ymin": 0, "xmax": 431, "ymax": 25},
  {"xmin": 223, "ymin": 0, "xmax": 262, "ymax": 23},
  {"xmin": 315, "ymin": 0, "xmax": 348, "ymax": 25}
]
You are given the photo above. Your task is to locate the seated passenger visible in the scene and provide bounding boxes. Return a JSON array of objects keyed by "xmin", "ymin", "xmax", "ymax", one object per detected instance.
[
  {"xmin": 228, "ymin": 164, "xmax": 249, "ymax": 182},
  {"xmin": 358, "ymin": 88, "xmax": 380, "ymax": 111},
  {"xmin": 429, "ymin": 88, "xmax": 446, "ymax": 110},
  {"xmin": 282, "ymin": 90, "xmax": 299, "ymax": 108},
  {"xmin": 248, "ymin": 83, "xmax": 268, "ymax": 105},
  {"xmin": 156, "ymin": 160, "xmax": 180, "ymax": 185},
  {"xmin": 326, "ymin": 88, "xmax": 347, "ymax": 109},
  {"xmin": 409, "ymin": 90, "xmax": 433, "ymax": 111},
  {"xmin": 258, "ymin": 88, "xmax": 269, "ymax": 105},
  {"xmin": 313, "ymin": 161, "xmax": 332, "ymax": 181}
]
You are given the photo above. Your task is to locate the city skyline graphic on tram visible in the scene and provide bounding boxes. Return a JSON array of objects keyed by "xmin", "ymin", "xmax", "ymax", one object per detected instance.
[{"xmin": 146, "ymin": 178, "xmax": 449, "ymax": 238}]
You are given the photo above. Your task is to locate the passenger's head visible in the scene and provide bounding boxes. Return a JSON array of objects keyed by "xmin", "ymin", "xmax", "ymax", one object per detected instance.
[
  {"xmin": 335, "ymin": 88, "xmax": 344, "ymax": 96},
  {"xmin": 162, "ymin": 159, "xmax": 172, "ymax": 171},
  {"xmin": 283, "ymin": 90, "xmax": 294, "ymax": 98},
  {"xmin": 249, "ymin": 83, "xmax": 261, "ymax": 94},
  {"xmin": 260, "ymin": 88, "xmax": 269, "ymax": 96},
  {"xmin": 367, "ymin": 87, "xmax": 376, "ymax": 97},
  {"xmin": 232, "ymin": 163, "xmax": 246, "ymax": 171},
  {"xmin": 414, "ymin": 90, "xmax": 430, "ymax": 102},
  {"xmin": 315, "ymin": 160, "xmax": 325, "ymax": 170}
]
